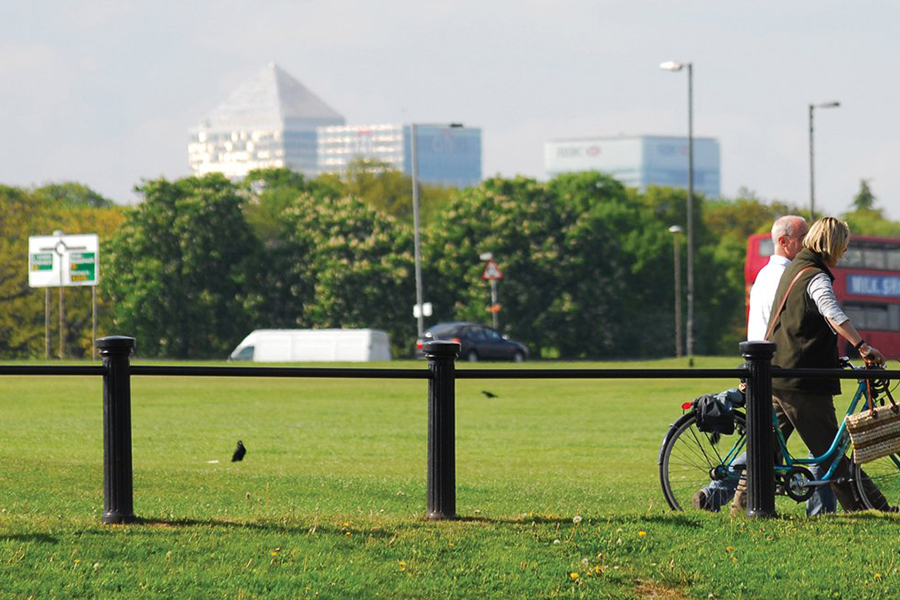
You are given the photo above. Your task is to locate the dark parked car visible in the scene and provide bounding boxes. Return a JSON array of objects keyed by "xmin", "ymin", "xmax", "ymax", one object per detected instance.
[{"xmin": 415, "ymin": 322, "xmax": 528, "ymax": 362}]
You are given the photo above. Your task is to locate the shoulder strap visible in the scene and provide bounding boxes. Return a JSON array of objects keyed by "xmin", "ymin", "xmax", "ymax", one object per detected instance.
[{"xmin": 764, "ymin": 267, "xmax": 814, "ymax": 341}]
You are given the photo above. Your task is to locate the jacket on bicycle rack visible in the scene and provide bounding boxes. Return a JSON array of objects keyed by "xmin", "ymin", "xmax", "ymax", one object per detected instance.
[{"xmin": 693, "ymin": 388, "xmax": 745, "ymax": 435}]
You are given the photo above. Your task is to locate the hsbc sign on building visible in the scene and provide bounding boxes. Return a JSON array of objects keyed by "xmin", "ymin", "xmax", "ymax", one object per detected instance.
[{"xmin": 544, "ymin": 135, "xmax": 720, "ymax": 198}]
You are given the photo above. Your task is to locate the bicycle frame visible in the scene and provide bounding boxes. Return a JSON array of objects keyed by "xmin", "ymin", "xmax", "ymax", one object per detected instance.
[
  {"xmin": 772, "ymin": 382, "xmax": 865, "ymax": 483},
  {"xmin": 719, "ymin": 372, "xmax": 873, "ymax": 487}
]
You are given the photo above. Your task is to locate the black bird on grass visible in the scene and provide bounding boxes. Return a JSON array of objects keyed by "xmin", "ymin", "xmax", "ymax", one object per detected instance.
[
  {"xmin": 481, "ymin": 390, "xmax": 498, "ymax": 398},
  {"xmin": 231, "ymin": 440, "xmax": 246, "ymax": 462}
]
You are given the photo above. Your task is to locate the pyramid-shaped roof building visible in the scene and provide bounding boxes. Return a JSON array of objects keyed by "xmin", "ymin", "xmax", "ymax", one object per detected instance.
[
  {"xmin": 199, "ymin": 63, "xmax": 344, "ymax": 131},
  {"xmin": 189, "ymin": 63, "xmax": 345, "ymax": 178}
]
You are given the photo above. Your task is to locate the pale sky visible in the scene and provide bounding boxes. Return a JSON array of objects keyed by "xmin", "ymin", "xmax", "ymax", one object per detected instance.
[{"xmin": 1, "ymin": 0, "xmax": 898, "ymax": 219}]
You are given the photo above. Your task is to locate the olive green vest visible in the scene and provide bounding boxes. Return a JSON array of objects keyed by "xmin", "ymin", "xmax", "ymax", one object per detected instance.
[{"xmin": 768, "ymin": 248, "xmax": 841, "ymax": 395}]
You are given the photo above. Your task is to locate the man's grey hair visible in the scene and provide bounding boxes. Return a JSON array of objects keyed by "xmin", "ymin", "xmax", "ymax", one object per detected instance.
[{"xmin": 771, "ymin": 215, "xmax": 807, "ymax": 242}]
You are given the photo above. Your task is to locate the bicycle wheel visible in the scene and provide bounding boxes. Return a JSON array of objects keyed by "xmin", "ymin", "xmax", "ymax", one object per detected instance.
[
  {"xmin": 852, "ymin": 453, "xmax": 900, "ymax": 511},
  {"xmin": 659, "ymin": 411, "xmax": 746, "ymax": 511}
]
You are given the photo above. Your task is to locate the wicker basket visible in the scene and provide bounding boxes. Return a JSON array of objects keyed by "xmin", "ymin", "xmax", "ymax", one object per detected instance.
[{"xmin": 846, "ymin": 402, "xmax": 900, "ymax": 464}]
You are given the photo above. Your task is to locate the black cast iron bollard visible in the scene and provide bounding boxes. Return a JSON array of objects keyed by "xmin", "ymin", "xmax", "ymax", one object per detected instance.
[
  {"xmin": 740, "ymin": 340, "xmax": 777, "ymax": 518},
  {"xmin": 425, "ymin": 340, "xmax": 460, "ymax": 520},
  {"xmin": 98, "ymin": 335, "xmax": 138, "ymax": 524}
]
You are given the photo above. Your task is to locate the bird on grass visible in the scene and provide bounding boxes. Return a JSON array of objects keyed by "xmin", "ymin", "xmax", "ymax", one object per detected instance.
[
  {"xmin": 231, "ymin": 440, "xmax": 247, "ymax": 462},
  {"xmin": 481, "ymin": 390, "xmax": 498, "ymax": 398}
]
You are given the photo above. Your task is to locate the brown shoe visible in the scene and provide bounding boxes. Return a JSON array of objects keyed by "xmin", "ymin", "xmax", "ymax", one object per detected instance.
[{"xmin": 730, "ymin": 478, "xmax": 747, "ymax": 516}]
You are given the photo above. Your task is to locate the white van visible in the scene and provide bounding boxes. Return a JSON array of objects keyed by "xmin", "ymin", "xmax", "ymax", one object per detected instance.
[{"xmin": 229, "ymin": 329, "xmax": 392, "ymax": 362}]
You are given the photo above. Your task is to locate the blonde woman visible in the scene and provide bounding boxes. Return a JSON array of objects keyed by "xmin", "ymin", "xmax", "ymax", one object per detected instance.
[{"xmin": 762, "ymin": 216, "xmax": 890, "ymax": 512}]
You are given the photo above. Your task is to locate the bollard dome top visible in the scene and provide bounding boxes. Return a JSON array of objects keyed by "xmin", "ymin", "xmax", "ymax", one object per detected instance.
[
  {"xmin": 740, "ymin": 340, "xmax": 776, "ymax": 356},
  {"xmin": 424, "ymin": 340, "xmax": 460, "ymax": 358},
  {"xmin": 97, "ymin": 335, "xmax": 136, "ymax": 353}
]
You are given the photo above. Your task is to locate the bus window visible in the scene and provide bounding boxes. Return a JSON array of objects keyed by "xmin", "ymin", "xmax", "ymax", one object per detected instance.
[
  {"xmin": 758, "ymin": 239, "xmax": 774, "ymax": 257},
  {"xmin": 864, "ymin": 249, "xmax": 887, "ymax": 270},
  {"xmin": 845, "ymin": 304, "xmax": 866, "ymax": 328},
  {"xmin": 887, "ymin": 250, "xmax": 900, "ymax": 271},
  {"xmin": 891, "ymin": 305, "xmax": 900, "ymax": 331},
  {"xmin": 866, "ymin": 305, "xmax": 889, "ymax": 330},
  {"xmin": 842, "ymin": 248, "xmax": 864, "ymax": 267}
]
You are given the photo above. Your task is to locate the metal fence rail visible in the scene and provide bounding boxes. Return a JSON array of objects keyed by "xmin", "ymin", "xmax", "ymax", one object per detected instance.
[
  {"xmin": 2, "ymin": 336, "xmax": 895, "ymax": 523},
  {"xmin": 130, "ymin": 365, "xmax": 431, "ymax": 379}
]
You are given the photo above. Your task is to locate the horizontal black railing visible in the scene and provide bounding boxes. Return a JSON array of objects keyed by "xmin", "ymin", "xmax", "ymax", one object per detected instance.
[
  {"xmin": 0, "ymin": 365, "xmax": 106, "ymax": 376},
  {"xmin": 130, "ymin": 365, "xmax": 432, "ymax": 379},
  {"xmin": 2, "ymin": 336, "xmax": 893, "ymax": 522},
  {"xmin": 3, "ymin": 364, "xmax": 895, "ymax": 381}
]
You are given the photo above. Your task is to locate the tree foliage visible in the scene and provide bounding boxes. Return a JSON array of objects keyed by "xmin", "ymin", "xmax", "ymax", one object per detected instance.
[
  {"xmin": 280, "ymin": 194, "xmax": 416, "ymax": 357},
  {"xmin": 425, "ymin": 174, "xmax": 679, "ymax": 358},
  {"xmin": 841, "ymin": 180, "xmax": 900, "ymax": 237},
  {"xmin": 852, "ymin": 179, "xmax": 876, "ymax": 211},
  {"xmin": 315, "ymin": 159, "xmax": 455, "ymax": 225},
  {"xmin": 32, "ymin": 182, "xmax": 115, "ymax": 208},
  {"xmin": 104, "ymin": 175, "xmax": 261, "ymax": 358}
]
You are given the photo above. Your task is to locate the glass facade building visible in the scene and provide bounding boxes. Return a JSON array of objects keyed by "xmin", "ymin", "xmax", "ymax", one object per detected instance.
[
  {"xmin": 189, "ymin": 63, "xmax": 345, "ymax": 178},
  {"xmin": 318, "ymin": 124, "xmax": 482, "ymax": 188},
  {"xmin": 544, "ymin": 135, "xmax": 720, "ymax": 198}
]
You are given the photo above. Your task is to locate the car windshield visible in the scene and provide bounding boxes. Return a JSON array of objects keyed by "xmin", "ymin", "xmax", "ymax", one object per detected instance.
[
  {"xmin": 232, "ymin": 345, "xmax": 254, "ymax": 361},
  {"xmin": 425, "ymin": 324, "xmax": 461, "ymax": 338}
]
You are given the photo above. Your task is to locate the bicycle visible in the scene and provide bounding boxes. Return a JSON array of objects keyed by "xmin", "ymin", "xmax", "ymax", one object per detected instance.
[{"xmin": 658, "ymin": 358, "xmax": 900, "ymax": 511}]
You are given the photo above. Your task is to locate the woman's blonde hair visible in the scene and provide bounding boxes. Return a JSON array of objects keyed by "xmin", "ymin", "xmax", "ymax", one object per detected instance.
[{"xmin": 803, "ymin": 217, "xmax": 850, "ymax": 263}]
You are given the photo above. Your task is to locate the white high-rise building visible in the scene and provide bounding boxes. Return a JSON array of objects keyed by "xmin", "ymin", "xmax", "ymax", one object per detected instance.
[{"xmin": 188, "ymin": 63, "xmax": 344, "ymax": 178}]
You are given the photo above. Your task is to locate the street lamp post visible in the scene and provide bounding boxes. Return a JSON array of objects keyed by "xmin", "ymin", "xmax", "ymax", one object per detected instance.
[
  {"xmin": 660, "ymin": 61, "xmax": 694, "ymax": 356},
  {"xmin": 411, "ymin": 123, "xmax": 424, "ymax": 338},
  {"xmin": 809, "ymin": 101, "xmax": 840, "ymax": 221},
  {"xmin": 668, "ymin": 225, "xmax": 683, "ymax": 358},
  {"xmin": 410, "ymin": 122, "xmax": 464, "ymax": 338}
]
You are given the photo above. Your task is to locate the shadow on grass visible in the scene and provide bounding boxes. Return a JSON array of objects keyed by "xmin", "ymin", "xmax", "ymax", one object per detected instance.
[
  {"xmin": 621, "ymin": 514, "xmax": 705, "ymax": 528},
  {"xmin": 85, "ymin": 511, "xmax": 741, "ymax": 534},
  {"xmin": 453, "ymin": 515, "xmax": 575, "ymax": 525},
  {"xmin": 449, "ymin": 514, "xmax": 705, "ymax": 528},
  {"xmin": 0, "ymin": 533, "xmax": 59, "ymax": 544},
  {"xmin": 126, "ymin": 517, "xmax": 397, "ymax": 538}
]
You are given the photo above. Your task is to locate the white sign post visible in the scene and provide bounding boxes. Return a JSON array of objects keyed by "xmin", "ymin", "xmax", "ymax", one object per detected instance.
[
  {"xmin": 28, "ymin": 233, "xmax": 100, "ymax": 360},
  {"xmin": 413, "ymin": 302, "xmax": 433, "ymax": 318}
]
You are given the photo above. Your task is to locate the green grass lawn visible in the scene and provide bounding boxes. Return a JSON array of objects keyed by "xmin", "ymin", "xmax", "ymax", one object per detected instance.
[{"xmin": 1, "ymin": 356, "xmax": 899, "ymax": 599}]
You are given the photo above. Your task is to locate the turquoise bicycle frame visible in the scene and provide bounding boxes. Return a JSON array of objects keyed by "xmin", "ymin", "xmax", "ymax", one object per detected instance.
[{"xmin": 721, "ymin": 379, "xmax": 889, "ymax": 486}]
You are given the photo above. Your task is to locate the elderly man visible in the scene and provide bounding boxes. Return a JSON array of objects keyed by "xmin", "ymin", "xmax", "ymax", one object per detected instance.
[
  {"xmin": 694, "ymin": 215, "xmax": 836, "ymax": 515},
  {"xmin": 747, "ymin": 215, "xmax": 809, "ymax": 341}
]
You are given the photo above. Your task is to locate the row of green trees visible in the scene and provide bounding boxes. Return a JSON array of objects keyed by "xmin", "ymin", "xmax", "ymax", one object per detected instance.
[{"xmin": 0, "ymin": 170, "xmax": 892, "ymax": 359}]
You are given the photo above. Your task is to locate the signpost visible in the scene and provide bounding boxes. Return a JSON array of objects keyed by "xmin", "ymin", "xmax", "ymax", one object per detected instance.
[
  {"xmin": 481, "ymin": 258, "xmax": 503, "ymax": 329},
  {"xmin": 28, "ymin": 233, "xmax": 100, "ymax": 360}
]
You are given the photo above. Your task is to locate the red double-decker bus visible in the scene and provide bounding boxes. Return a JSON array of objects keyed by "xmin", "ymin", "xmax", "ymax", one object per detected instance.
[{"xmin": 746, "ymin": 233, "xmax": 900, "ymax": 358}]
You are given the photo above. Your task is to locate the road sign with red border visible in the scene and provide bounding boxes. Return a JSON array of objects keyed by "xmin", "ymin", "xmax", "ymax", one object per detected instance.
[{"xmin": 481, "ymin": 259, "xmax": 503, "ymax": 280}]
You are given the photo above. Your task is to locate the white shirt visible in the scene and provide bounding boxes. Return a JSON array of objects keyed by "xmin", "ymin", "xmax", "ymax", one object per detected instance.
[{"xmin": 747, "ymin": 255, "xmax": 791, "ymax": 341}]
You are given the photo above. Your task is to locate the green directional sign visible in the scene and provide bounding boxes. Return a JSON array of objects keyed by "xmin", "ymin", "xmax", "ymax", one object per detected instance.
[
  {"xmin": 30, "ymin": 252, "xmax": 54, "ymax": 271},
  {"xmin": 29, "ymin": 233, "xmax": 99, "ymax": 288},
  {"xmin": 69, "ymin": 252, "xmax": 97, "ymax": 284}
]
